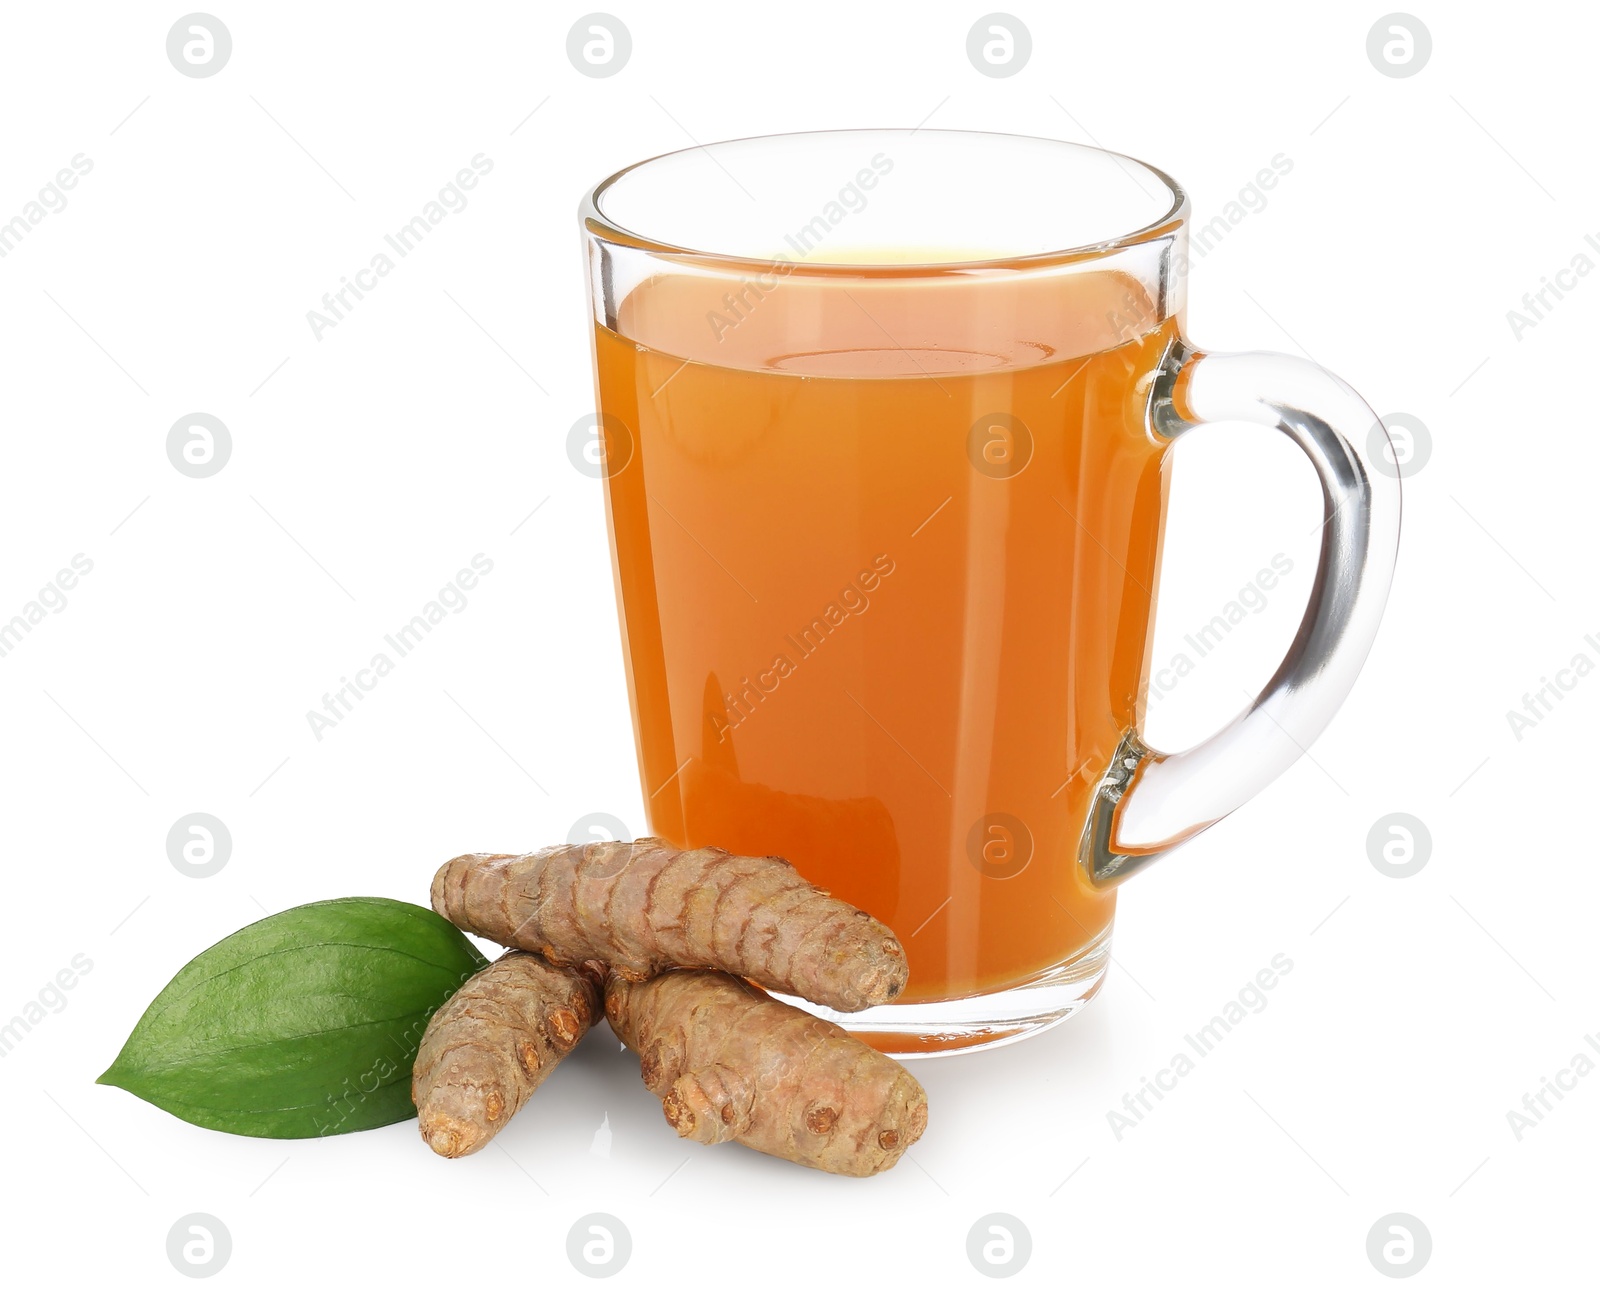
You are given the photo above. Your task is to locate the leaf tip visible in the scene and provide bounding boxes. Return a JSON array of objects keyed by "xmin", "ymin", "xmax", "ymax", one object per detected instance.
[{"xmin": 97, "ymin": 1053, "xmax": 140, "ymax": 1091}]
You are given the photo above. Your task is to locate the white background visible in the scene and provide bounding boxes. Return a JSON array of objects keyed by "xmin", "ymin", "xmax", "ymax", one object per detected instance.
[{"xmin": 2, "ymin": 1, "xmax": 1594, "ymax": 1286}]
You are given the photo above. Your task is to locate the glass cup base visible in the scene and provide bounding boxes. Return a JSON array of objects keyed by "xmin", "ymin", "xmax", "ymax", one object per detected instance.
[{"xmin": 772, "ymin": 925, "xmax": 1112, "ymax": 1058}]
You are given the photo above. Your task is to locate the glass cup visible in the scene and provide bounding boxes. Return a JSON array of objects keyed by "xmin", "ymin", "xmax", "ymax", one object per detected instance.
[{"xmin": 579, "ymin": 130, "xmax": 1400, "ymax": 1055}]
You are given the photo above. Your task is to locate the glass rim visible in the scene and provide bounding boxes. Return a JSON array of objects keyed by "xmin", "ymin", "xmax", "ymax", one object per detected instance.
[{"xmin": 579, "ymin": 127, "xmax": 1190, "ymax": 277}]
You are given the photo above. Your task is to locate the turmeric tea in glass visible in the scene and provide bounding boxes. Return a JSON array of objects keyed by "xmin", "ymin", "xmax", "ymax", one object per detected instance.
[{"xmin": 580, "ymin": 131, "xmax": 1399, "ymax": 1054}]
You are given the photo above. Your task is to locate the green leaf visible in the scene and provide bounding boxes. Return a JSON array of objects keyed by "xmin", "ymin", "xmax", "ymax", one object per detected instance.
[{"xmin": 98, "ymin": 897, "xmax": 487, "ymax": 1139}]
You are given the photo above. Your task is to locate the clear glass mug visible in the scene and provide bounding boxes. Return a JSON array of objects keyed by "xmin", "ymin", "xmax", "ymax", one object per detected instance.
[{"xmin": 579, "ymin": 130, "xmax": 1400, "ymax": 1055}]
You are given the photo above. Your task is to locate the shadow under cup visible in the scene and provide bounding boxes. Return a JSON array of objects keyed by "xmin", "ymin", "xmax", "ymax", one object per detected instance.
[{"xmin": 581, "ymin": 129, "xmax": 1192, "ymax": 1055}]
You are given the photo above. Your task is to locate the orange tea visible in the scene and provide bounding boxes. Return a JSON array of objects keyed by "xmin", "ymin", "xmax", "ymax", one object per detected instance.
[
  {"xmin": 593, "ymin": 266, "xmax": 1172, "ymax": 1014},
  {"xmin": 582, "ymin": 129, "xmax": 1402, "ymax": 1055}
]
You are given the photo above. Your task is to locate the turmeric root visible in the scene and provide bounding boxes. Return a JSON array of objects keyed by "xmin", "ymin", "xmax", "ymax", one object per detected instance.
[
  {"xmin": 604, "ymin": 969, "xmax": 928, "ymax": 1177},
  {"xmin": 412, "ymin": 951, "xmax": 599, "ymax": 1158},
  {"xmin": 432, "ymin": 840, "xmax": 908, "ymax": 1013}
]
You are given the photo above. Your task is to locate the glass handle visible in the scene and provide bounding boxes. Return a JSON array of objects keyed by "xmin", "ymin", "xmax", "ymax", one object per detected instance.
[{"xmin": 1079, "ymin": 343, "xmax": 1403, "ymax": 887}]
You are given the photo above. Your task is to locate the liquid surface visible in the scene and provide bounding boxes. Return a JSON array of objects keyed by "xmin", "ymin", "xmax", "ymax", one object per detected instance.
[{"xmin": 595, "ymin": 268, "xmax": 1173, "ymax": 1001}]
